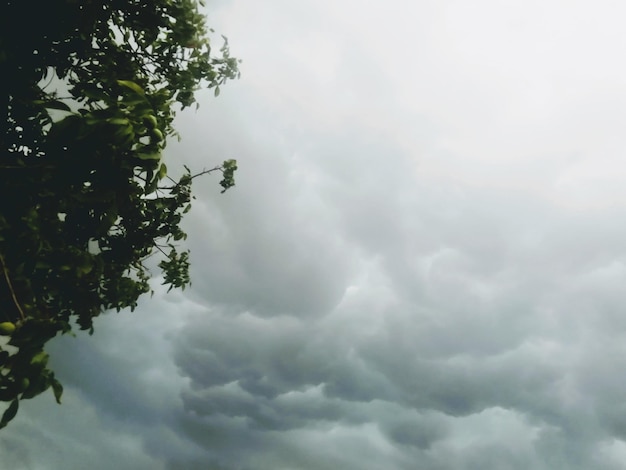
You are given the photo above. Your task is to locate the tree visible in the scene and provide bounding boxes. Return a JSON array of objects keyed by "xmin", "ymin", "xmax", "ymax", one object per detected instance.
[{"xmin": 0, "ymin": 0, "xmax": 240, "ymax": 427}]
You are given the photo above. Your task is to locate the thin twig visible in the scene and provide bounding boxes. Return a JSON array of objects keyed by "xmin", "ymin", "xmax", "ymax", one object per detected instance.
[
  {"xmin": 153, "ymin": 244, "xmax": 170, "ymax": 258},
  {"xmin": 159, "ymin": 166, "xmax": 222, "ymax": 190},
  {"xmin": 0, "ymin": 254, "xmax": 26, "ymax": 321},
  {"xmin": 189, "ymin": 166, "xmax": 223, "ymax": 180}
]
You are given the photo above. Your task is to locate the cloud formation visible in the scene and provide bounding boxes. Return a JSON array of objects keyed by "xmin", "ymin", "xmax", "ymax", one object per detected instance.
[{"xmin": 5, "ymin": 1, "xmax": 626, "ymax": 469}]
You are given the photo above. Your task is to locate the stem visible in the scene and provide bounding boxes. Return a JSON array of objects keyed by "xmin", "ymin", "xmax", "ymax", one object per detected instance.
[
  {"xmin": 159, "ymin": 166, "xmax": 222, "ymax": 190},
  {"xmin": 0, "ymin": 254, "xmax": 26, "ymax": 321}
]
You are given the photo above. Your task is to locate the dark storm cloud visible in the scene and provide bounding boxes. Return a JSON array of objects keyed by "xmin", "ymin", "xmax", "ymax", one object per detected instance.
[{"xmin": 167, "ymin": 160, "xmax": 626, "ymax": 470}]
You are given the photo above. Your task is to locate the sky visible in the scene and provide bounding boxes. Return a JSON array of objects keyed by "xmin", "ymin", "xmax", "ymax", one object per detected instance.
[{"xmin": 4, "ymin": 0, "xmax": 626, "ymax": 468}]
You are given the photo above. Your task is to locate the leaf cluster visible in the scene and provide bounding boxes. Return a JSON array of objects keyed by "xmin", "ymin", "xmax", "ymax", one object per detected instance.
[{"xmin": 0, "ymin": 0, "xmax": 239, "ymax": 426}]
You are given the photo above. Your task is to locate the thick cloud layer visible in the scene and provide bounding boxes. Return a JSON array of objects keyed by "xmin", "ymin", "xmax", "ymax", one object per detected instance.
[{"xmin": 4, "ymin": 1, "xmax": 626, "ymax": 469}]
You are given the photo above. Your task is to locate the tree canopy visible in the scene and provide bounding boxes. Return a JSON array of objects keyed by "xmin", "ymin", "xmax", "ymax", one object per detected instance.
[{"xmin": 0, "ymin": 0, "xmax": 240, "ymax": 427}]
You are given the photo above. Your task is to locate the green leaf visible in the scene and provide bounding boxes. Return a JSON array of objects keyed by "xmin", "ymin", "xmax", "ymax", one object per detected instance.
[
  {"xmin": 76, "ymin": 263, "xmax": 93, "ymax": 277},
  {"xmin": 40, "ymin": 100, "xmax": 72, "ymax": 112},
  {"xmin": 30, "ymin": 351, "xmax": 49, "ymax": 369},
  {"xmin": 48, "ymin": 114, "xmax": 82, "ymax": 138},
  {"xmin": 117, "ymin": 80, "xmax": 144, "ymax": 95},
  {"xmin": 146, "ymin": 175, "xmax": 159, "ymax": 194},
  {"xmin": 0, "ymin": 399, "xmax": 18, "ymax": 429},
  {"xmin": 157, "ymin": 163, "xmax": 168, "ymax": 180},
  {"xmin": 0, "ymin": 387, "xmax": 15, "ymax": 402},
  {"xmin": 112, "ymin": 124, "xmax": 135, "ymax": 146},
  {"xmin": 83, "ymin": 87, "xmax": 108, "ymax": 101},
  {"xmin": 107, "ymin": 117, "xmax": 130, "ymax": 126},
  {"xmin": 20, "ymin": 374, "xmax": 50, "ymax": 400},
  {"xmin": 214, "ymin": 86, "xmax": 220, "ymax": 97},
  {"xmin": 51, "ymin": 377, "xmax": 63, "ymax": 404},
  {"xmin": 137, "ymin": 152, "xmax": 162, "ymax": 161}
]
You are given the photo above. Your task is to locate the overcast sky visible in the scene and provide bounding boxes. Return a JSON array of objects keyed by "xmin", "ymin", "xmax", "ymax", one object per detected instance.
[{"xmin": 5, "ymin": 0, "xmax": 626, "ymax": 469}]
